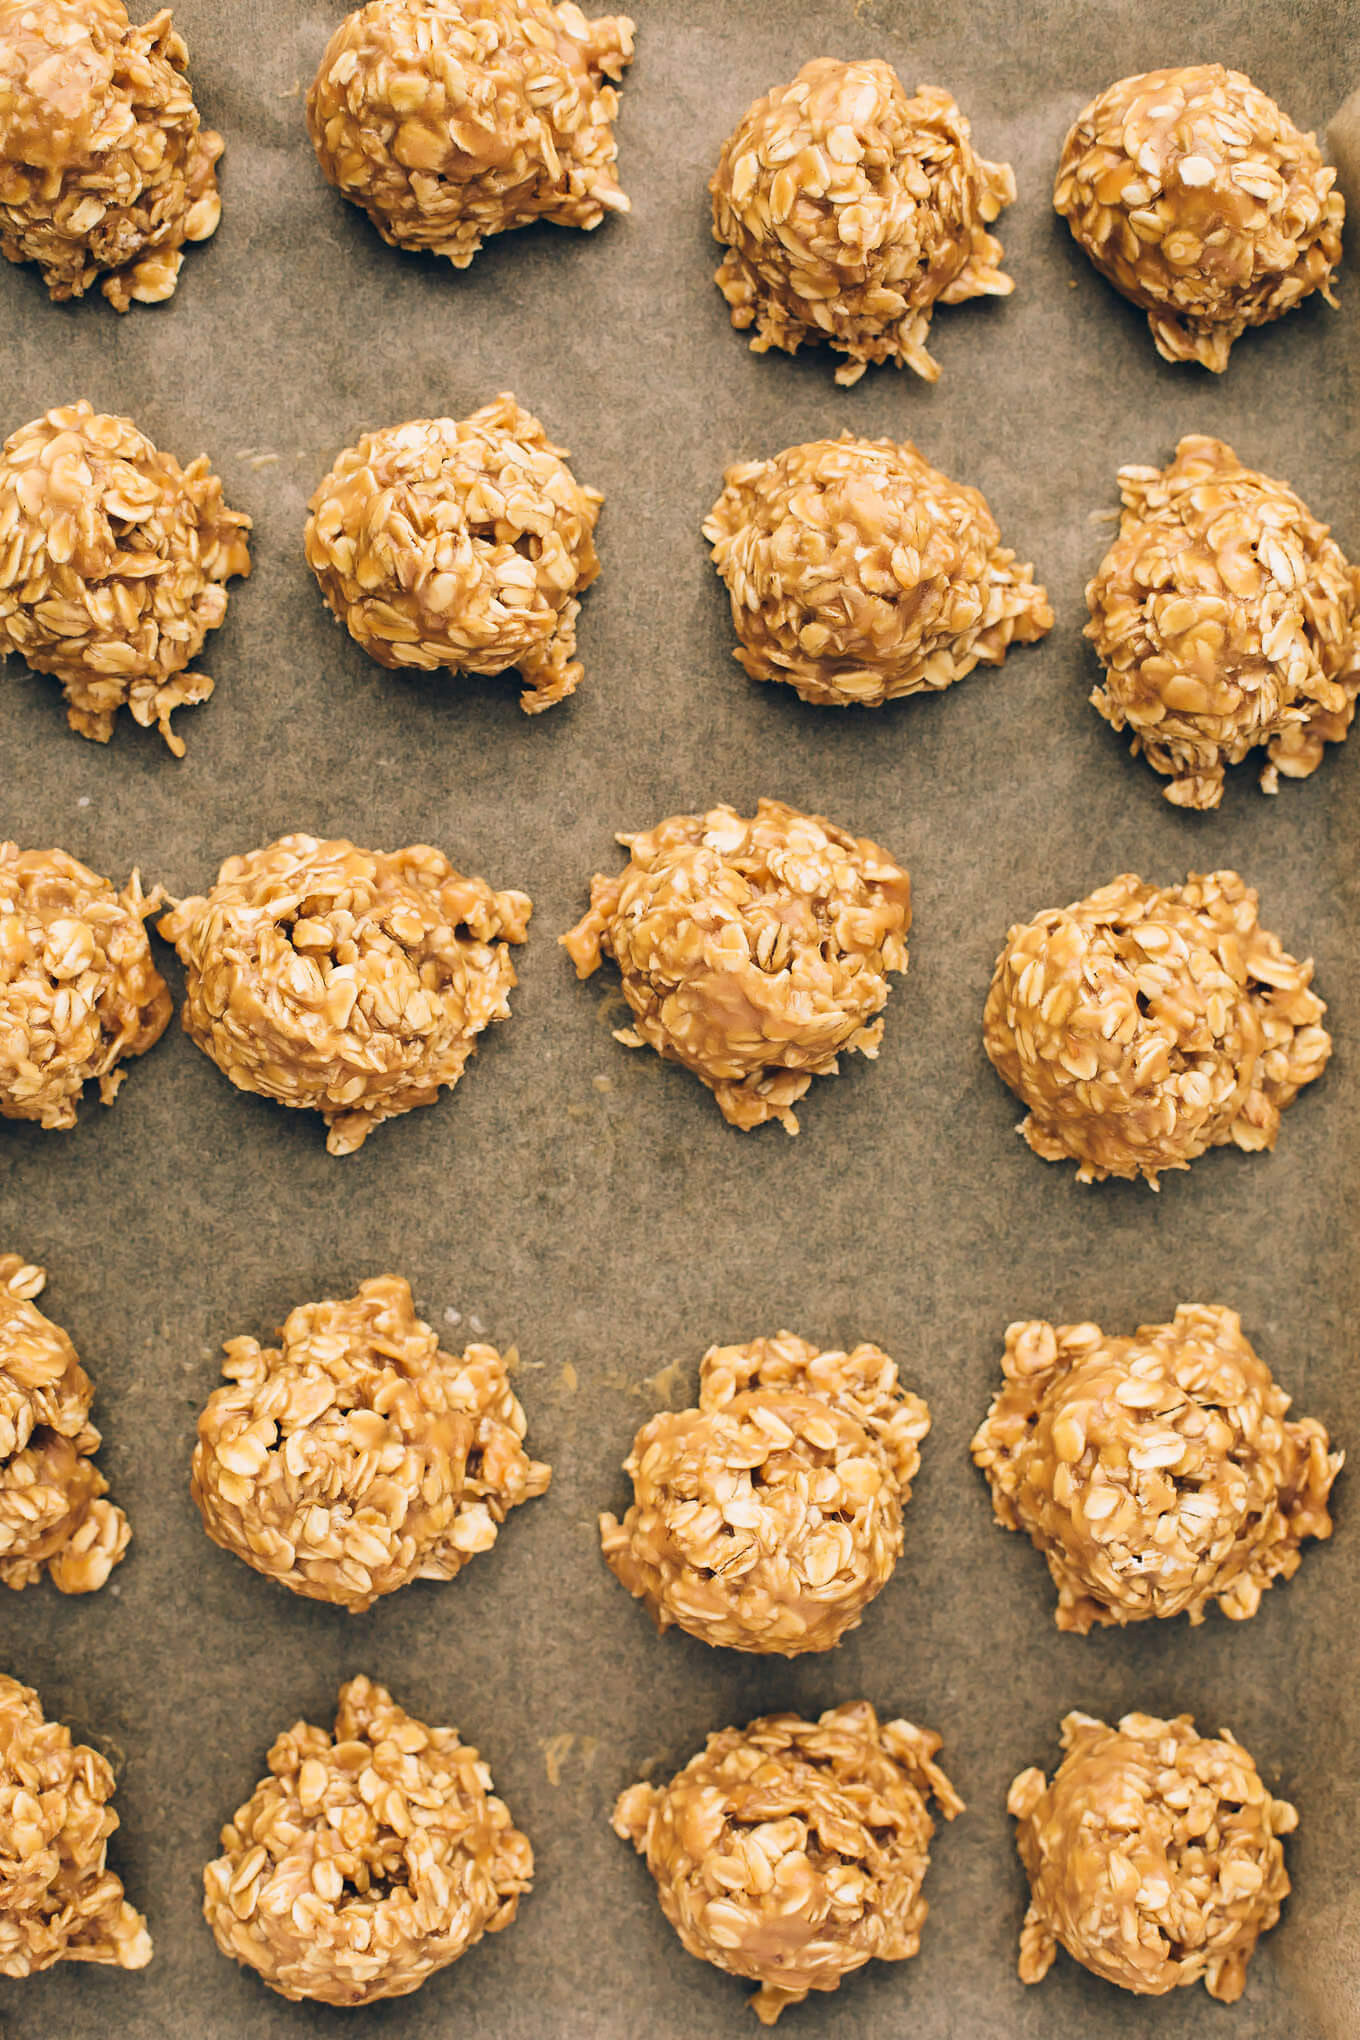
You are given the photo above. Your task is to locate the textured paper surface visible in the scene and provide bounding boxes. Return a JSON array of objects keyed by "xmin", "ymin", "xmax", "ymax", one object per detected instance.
[{"xmin": 0, "ymin": 3, "xmax": 1357, "ymax": 2035}]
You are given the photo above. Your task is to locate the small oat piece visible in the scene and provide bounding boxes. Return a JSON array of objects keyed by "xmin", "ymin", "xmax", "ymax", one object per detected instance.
[
  {"xmin": 159, "ymin": 835, "xmax": 530, "ymax": 1155},
  {"xmin": 972, "ymin": 1306, "xmax": 1340, "ymax": 1632},
  {"xmin": 0, "ymin": 841, "xmax": 169, "ymax": 1130},
  {"xmin": 614, "ymin": 1701, "xmax": 962, "ymax": 2024},
  {"xmin": 1087, "ymin": 436, "xmax": 1360, "ymax": 808},
  {"xmin": 0, "ymin": 1670, "xmax": 151, "ymax": 1976},
  {"xmin": 306, "ymin": 0, "xmax": 634, "ymax": 267},
  {"xmin": 0, "ymin": 400, "xmax": 251, "ymax": 753},
  {"xmin": 305, "ymin": 396, "xmax": 601, "ymax": 713},
  {"xmin": 204, "ymin": 1676, "xmax": 531, "ymax": 2005},
  {"xmin": 705, "ymin": 434, "xmax": 1052, "ymax": 707},
  {"xmin": 563, "ymin": 800, "xmax": 909, "ymax": 1132},
  {"xmin": 1054, "ymin": 65, "xmax": 1344, "ymax": 371},
  {"xmin": 601, "ymin": 1331, "xmax": 928, "ymax": 1655},
  {"xmin": 0, "ymin": 1257, "xmax": 130, "ymax": 1594},
  {"xmin": 710, "ymin": 58, "xmax": 1014, "ymax": 386},
  {"xmin": 1009, "ymin": 1711, "xmax": 1295, "ymax": 2000},
  {"xmin": 193, "ymin": 1275, "xmax": 549, "ymax": 1611},
  {"xmin": 0, "ymin": 0, "xmax": 222, "ymax": 309},
  {"xmin": 982, "ymin": 870, "xmax": 1329, "ymax": 1186}
]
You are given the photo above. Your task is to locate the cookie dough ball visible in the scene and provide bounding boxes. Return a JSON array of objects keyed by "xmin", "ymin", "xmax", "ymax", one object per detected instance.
[
  {"xmin": 306, "ymin": 0, "xmax": 634, "ymax": 266},
  {"xmin": 982, "ymin": 870, "xmax": 1329, "ymax": 1185},
  {"xmin": 193, "ymin": 1275, "xmax": 549, "ymax": 1611},
  {"xmin": 601, "ymin": 1331, "xmax": 929, "ymax": 1655},
  {"xmin": 304, "ymin": 396, "xmax": 600, "ymax": 713},
  {"xmin": 0, "ymin": 841, "xmax": 170, "ymax": 1129},
  {"xmin": 0, "ymin": 0, "xmax": 222, "ymax": 309},
  {"xmin": 614, "ymin": 1701, "xmax": 962, "ymax": 2024},
  {"xmin": 711, "ymin": 58, "xmax": 1014, "ymax": 386},
  {"xmin": 1055, "ymin": 66, "xmax": 1344, "ymax": 371},
  {"xmin": 160, "ymin": 836, "xmax": 529, "ymax": 1155},
  {"xmin": 204, "ymin": 1676, "xmax": 531, "ymax": 2005},
  {"xmin": 705, "ymin": 434, "xmax": 1052, "ymax": 707},
  {"xmin": 0, "ymin": 1256, "xmax": 130, "ymax": 1594},
  {"xmin": 0, "ymin": 1671, "xmax": 151, "ymax": 1975},
  {"xmin": 1009, "ymin": 1711, "xmax": 1295, "ymax": 2000},
  {"xmin": 562, "ymin": 799, "xmax": 910, "ymax": 1132},
  {"xmin": 0, "ymin": 401, "xmax": 251, "ymax": 752},
  {"xmin": 1088, "ymin": 436, "xmax": 1360, "ymax": 808},
  {"xmin": 973, "ymin": 1306, "xmax": 1339, "ymax": 1632}
]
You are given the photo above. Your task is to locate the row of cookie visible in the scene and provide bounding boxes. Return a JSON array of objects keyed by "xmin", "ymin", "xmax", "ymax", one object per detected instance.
[
  {"xmin": 6, "ymin": 394, "xmax": 1358, "ymax": 811},
  {"xmin": 0, "ymin": 1665, "xmax": 1301, "ymax": 2018},
  {"xmin": 0, "ymin": 810, "xmax": 1331, "ymax": 1179},
  {"xmin": 4, "ymin": 7, "xmax": 1345, "ymax": 386},
  {"xmin": 7, "ymin": 1261, "xmax": 1340, "ymax": 1642}
]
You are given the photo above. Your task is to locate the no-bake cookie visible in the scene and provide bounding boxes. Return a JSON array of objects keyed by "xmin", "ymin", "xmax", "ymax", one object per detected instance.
[
  {"xmin": 563, "ymin": 799, "xmax": 910, "ymax": 1133},
  {"xmin": 972, "ymin": 1306, "xmax": 1340, "ymax": 1630},
  {"xmin": 159, "ymin": 835, "xmax": 530, "ymax": 1154},
  {"xmin": 711, "ymin": 57, "xmax": 1014, "ymax": 384},
  {"xmin": 614, "ymin": 1701, "xmax": 962, "ymax": 2023},
  {"xmin": 982, "ymin": 870, "xmax": 1329, "ymax": 1184},
  {"xmin": 1010, "ymin": 1711, "xmax": 1295, "ymax": 2000},
  {"xmin": 193, "ymin": 1275, "xmax": 549, "ymax": 1610},
  {"xmin": 307, "ymin": 0, "xmax": 633, "ymax": 266},
  {"xmin": 1054, "ymin": 65, "xmax": 1344, "ymax": 370},
  {"xmin": 601, "ymin": 1331, "xmax": 929, "ymax": 1654}
]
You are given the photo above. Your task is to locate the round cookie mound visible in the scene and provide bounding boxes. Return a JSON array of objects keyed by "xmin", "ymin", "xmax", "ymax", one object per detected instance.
[
  {"xmin": 0, "ymin": 1255, "xmax": 130, "ymax": 1594},
  {"xmin": 0, "ymin": 400, "xmax": 251, "ymax": 751},
  {"xmin": 0, "ymin": 1671, "xmax": 151, "ymax": 1976},
  {"xmin": 1088, "ymin": 435, "xmax": 1360, "ymax": 807},
  {"xmin": 306, "ymin": 0, "xmax": 634, "ymax": 266},
  {"xmin": 710, "ymin": 57, "xmax": 1014, "ymax": 385},
  {"xmin": 193, "ymin": 1275, "xmax": 550, "ymax": 1610},
  {"xmin": 614, "ymin": 1701, "xmax": 962, "ymax": 2024},
  {"xmin": 972, "ymin": 1305, "xmax": 1340, "ymax": 1630},
  {"xmin": 982, "ymin": 869, "xmax": 1329, "ymax": 1184},
  {"xmin": 305, "ymin": 395, "xmax": 601, "ymax": 712},
  {"xmin": 0, "ymin": 841, "xmax": 169, "ymax": 1130},
  {"xmin": 1054, "ymin": 65, "xmax": 1343, "ymax": 371},
  {"xmin": 562, "ymin": 798, "xmax": 911, "ymax": 1133},
  {"xmin": 705, "ymin": 433, "xmax": 1052, "ymax": 706},
  {"xmin": 601, "ymin": 1330, "xmax": 929, "ymax": 1654},
  {"xmin": 0, "ymin": 0, "xmax": 222, "ymax": 308},
  {"xmin": 158, "ymin": 834, "xmax": 531, "ymax": 1155},
  {"xmin": 1009, "ymin": 1711, "xmax": 1295, "ymax": 2000},
  {"xmin": 204, "ymin": 1676, "xmax": 532, "ymax": 2005}
]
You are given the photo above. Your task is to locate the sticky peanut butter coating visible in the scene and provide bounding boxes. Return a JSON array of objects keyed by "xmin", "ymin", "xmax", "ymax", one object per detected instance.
[
  {"xmin": 0, "ymin": 841, "xmax": 169, "ymax": 1129},
  {"xmin": 1054, "ymin": 65, "xmax": 1343, "ymax": 371},
  {"xmin": 0, "ymin": 1671, "xmax": 151, "ymax": 1976},
  {"xmin": 158, "ymin": 835, "xmax": 531, "ymax": 1155},
  {"xmin": 982, "ymin": 869, "xmax": 1329, "ymax": 1184},
  {"xmin": 973, "ymin": 1306, "xmax": 1340, "ymax": 1631},
  {"xmin": 204, "ymin": 1676, "xmax": 532, "ymax": 2005},
  {"xmin": 601, "ymin": 1331, "xmax": 929, "ymax": 1654},
  {"xmin": 0, "ymin": 400, "xmax": 251, "ymax": 751},
  {"xmin": 705, "ymin": 434, "xmax": 1052, "ymax": 707},
  {"xmin": 193, "ymin": 1276, "xmax": 549, "ymax": 1611},
  {"xmin": 306, "ymin": 0, "xmax": 634, "ymax": 267},
  {"xmin": 0, "ymin": 0, "xmax": 222, "ymax": 309},
  {"xmin": 710, "ymin": 57, "xmax": 1014, "ymax": 385},
  {"xmin": 614, "ymin": 1701, "xmax": 962, "ymax": 2024},
  {"xmin": 305, "ymin": 396, "xmax": 601, "ymax": 712},
  {"xmin": 0, "ymin": 1256, "xmax": 130, "ymax": 1594},
  {"xmin": 562, "ymin": 799, "xmax": 910, "ymax": 1133},
  {"xmin": 1087, "ymin": 435, "xmax": 1360, "ymax": 807},
  {"xmin": 1009, "ymin": 1711, "xmax": 1295, "ymax": 2000}
]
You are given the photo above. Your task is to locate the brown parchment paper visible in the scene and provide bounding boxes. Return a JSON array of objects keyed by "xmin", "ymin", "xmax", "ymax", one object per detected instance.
[{"xmin": 0, "ymin": 3, "xmax": 1357, "ymax": 2036}]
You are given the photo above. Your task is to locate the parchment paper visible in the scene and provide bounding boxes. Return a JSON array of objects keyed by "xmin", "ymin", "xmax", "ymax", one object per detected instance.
[{"xmin": 0, "ymin": 4, "xmax": 1357, "ymax": 2036}]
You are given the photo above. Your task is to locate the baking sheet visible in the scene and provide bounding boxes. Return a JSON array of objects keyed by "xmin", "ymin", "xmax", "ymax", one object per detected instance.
[{"xmin": 0, "ymin": 2, "xmax": 1357, "ymax": 2035}]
